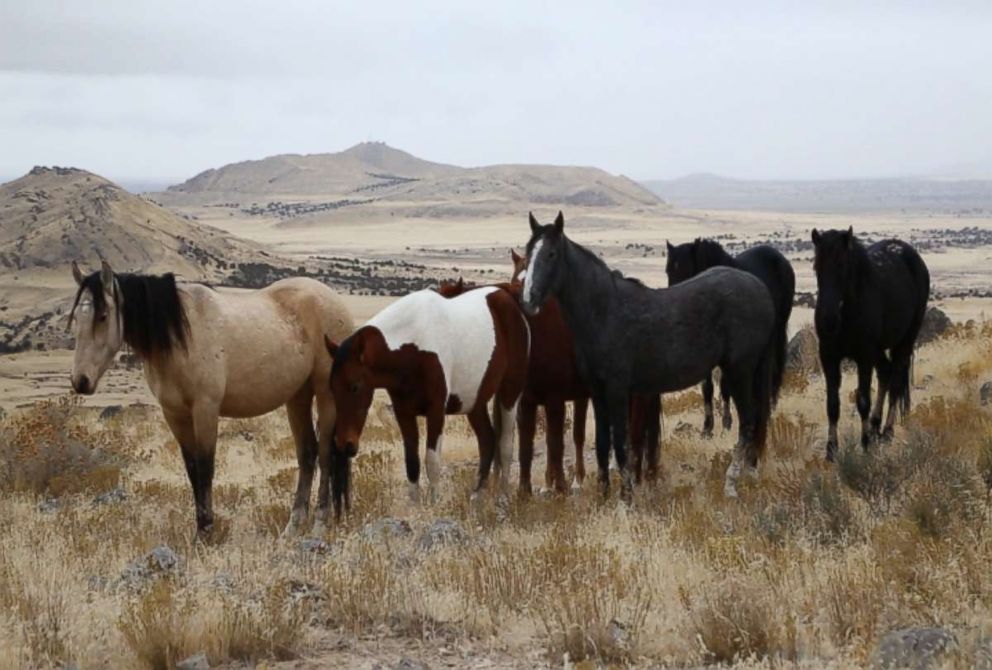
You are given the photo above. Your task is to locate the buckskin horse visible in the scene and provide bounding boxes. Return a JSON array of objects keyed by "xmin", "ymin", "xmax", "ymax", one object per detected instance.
[
  {"xmin": 666, "ymin": 238, "xmax": 795, "ymax": 436},
  {"xmin": 323, "ymin": 285, "xmax": 528, "ymax": 514},
  {"xmin": 811, "ymin": 227, "xmax": 930, "ymax": 460},
  {"xmin": 68, "ymin": 261, "xmax": 354, "ymax": 536},
  {"xmin": 521, "ymin": 212, "xmax": 777, "ymax": 498}
]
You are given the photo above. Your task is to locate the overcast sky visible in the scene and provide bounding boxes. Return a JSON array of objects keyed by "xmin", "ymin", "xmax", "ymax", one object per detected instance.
[{"xmin": 1, "ymin": 1, "xmax": 991, "ymax": 183}]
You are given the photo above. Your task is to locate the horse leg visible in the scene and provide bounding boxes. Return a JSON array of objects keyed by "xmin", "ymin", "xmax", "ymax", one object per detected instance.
[
  {"xmin": 467, "ymin": 402, "xmax": 497, "ymax": 496},
  {"xmin": 607, "ymin": 388, "xmax": 634, "ymax": 503},
  {"xmin": 871, "ymin": 352, "xmax": 892, "ymax": 439},
  {"xmin": 517, "ymin": 398, "xmax": 537, "ymax": 497},
  {"xmin": 591, "ymin": 392, "xmax": 612, "ymax": 498},
  {"xmin": 494, "ymin": 398, "xmax": 517, "ymax": 494},
  {"xmin": 645, "ymin": 394, "xmax": 662, "ymax": 482},
  {"xmin": 394, "ymin": 403, "xmax": 421, "ymax": 503},
  {"xmin": 312, "ymin": 390, "xmax": 338, "ymax": 533},
  {"xmin": 190, "ymin": 404, "xmax": 219, "ymax": 534},
  {"xmin": 884, "ymin": 341, "xmax": 914, "ymax": 440},
  {"xmin": 571, "ymin": 397, "xmax": 589, "ymax": 491},
  {"xmin": 424, "ymin": 403, "xmax": 446, "ymax": 503},
  {"xmin": 822, "ymin": 356, "xmax": 842, "ymax": 462},
  {"xmin": 628, "ymin": 395, "xmax": 645, "ymax": 484},
  {"xmin": 545, "ymin": 399, "xmax": 568, "ymax": 494},
  {"xmin": 283, "ymin": 388, "xmax": 318, "ymax": 536},
  {"xmin": 701, "ymin": 374, "xmax": 715, "ymax": 438},
  {"xmin": 163, "ymin": 410, "xmax": 204, "ymax": 533},
  {"xmin": 855, "ymin": 358, "xmax": 874, "ymax": 450},
  {"xmin": 723, "ymin": 371, "xmax": 753, "ymax": 498},
  {"xmin": 720, "ymin": 376, "xmax": 733, "ymax": 432}
]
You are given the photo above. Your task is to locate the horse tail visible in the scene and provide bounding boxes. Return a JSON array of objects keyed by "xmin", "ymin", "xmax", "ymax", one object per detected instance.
[
  {"xmin": 769, "ymin": 254, "xmax": 796, "ymax": 407},
  {"xmin": 751, "ymin": 330, "xmax": 776, "ymax": 460}
]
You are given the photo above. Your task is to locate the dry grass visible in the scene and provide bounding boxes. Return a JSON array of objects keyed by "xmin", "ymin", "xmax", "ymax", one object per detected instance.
[{"xmin": 1, "ymin": 328, "xmax": 992, "ymax": 667}]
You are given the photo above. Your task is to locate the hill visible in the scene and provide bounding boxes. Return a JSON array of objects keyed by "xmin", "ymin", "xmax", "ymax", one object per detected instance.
[
  {"xmin": 0, "ymin": 166, "xmax": 264, "ymax": 279},
  {"xmin": 157, "ymin": 142, "xmax": 665, "ymax": 217}
]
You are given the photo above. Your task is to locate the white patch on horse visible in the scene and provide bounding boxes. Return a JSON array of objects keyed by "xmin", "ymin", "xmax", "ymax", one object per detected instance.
[
  {"xmin": 888, "ymin": 243, "xmax": 902, "ymax": 254},
  {"xmin": 367, "ymin": 288, "xmax": 499, "ymax": 413},
  {"xmin": 522, "ymin": 239, "xmax": 543, "ymax": 306}
]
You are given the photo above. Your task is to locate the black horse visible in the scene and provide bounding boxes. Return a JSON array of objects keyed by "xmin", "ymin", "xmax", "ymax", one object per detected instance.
[
  {"xmin": 811, "ymin": 227, "xmax": 930, "ymax": 460},
  {"xmin": 666, "ymin": 239, "xmax": 795, "ymax": 436},
  {"xmin": 521, "ymin": 212, "xmax": 778, "ymax": 499}
]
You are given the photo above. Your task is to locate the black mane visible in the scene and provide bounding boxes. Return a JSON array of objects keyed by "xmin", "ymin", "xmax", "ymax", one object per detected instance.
[
  {"xmin": 72, "ymin": 271, "xmax": 190, "ymax": 359},
  {"xmin": 566, "ymin": 239, "xmax": 646, "ymax": 288},
  {"xmin": 693, "ymin": 238, "xmax": 735, "ymax": 270}
]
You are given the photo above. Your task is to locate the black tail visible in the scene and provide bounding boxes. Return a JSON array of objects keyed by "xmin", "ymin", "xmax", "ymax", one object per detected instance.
[
  {"xmin": 769, "ymin": 259, "xmax": 795, "ymax": 406},
  {"xmin": 331, "ymin": 448, "xmax": 351, "ymax": 520},
  {"xmin": 749, "ymin": 334, "xmax": 776, "ymax": 465}
]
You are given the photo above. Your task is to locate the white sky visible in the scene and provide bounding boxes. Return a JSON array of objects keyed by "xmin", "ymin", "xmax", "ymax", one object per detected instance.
[{"xmin": 2, "ymin": 0, "xmax": 991, "ymax": 182}]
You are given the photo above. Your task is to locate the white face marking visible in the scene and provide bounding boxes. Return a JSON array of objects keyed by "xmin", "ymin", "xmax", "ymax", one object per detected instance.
[
  {"xmin": 367, "ymin": 288, "xmax": 499, "ymax": 413},
  {"xmin": 522, "ymin": 239, "xmax": 543, "ymax": 307}
]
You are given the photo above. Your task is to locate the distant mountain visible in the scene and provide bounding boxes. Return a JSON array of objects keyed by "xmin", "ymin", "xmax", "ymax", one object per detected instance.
[
  {"xmin": 0, "ymin": 166, "xmax": 264, "ymax": 279},
  {"xmin": 643, "ymin": 174, "xmax": 992, "ymax": 213},
  {"xmin": 158, "ymin": 142, "xmax": 665, "ymax": 215}
]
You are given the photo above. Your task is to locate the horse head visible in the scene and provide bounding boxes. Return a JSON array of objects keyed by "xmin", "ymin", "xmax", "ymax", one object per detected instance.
[
  {"xmin": 521, "ymin": 211, "xmax": 566, "ymax": 316},
  {"xmin": 509, "ymin": 248, "xmax": 527, "ymax": 284},
  {"xmin": 812, "ymin": 226, "xmax": 856, "ymax": 335},
  {"xmin": 436, "ymin": 277, "xmax": 466, "ymax": 298},
  {"xmin": 68, "ymin": 260, "xmax": 125, "ymax": 395},
  {"xmin": 665, "ymin": 240, "xmax": 698, "ymax": 286}
]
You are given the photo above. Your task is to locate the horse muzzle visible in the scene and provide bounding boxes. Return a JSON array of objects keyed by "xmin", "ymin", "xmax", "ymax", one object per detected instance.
[{"xmin": 71, "ymin": 374, "xmax": 95, "ymax": 395}]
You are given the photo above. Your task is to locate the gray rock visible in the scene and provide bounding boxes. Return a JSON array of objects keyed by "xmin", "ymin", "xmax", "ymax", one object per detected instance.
[
  {"xmin": 607, "ymin": 618, "xmax": 631, "ymax": 654},
  {"xmin": 36, "ymin": 498, "xmax": 59, "ymax": 514},
  {"xmin": 417, "ymin": 518, "xmax": 468, "ymax": 552},
  {"xmin": 917, "ymin": 307, "xmax": 951, "ymax": 346},
  {"xmin": 974, "ymin": 635, "xmax": 992, "ymax": 670},
  {"xmin": 98, "ymin": 405, "xmax": 122, "ymax": 421},
  {"xmin": 286, "ymin": 579, "xmax": 325, "ymax": 603},
  {"xmin": 871, "ymin": 627, "xmax": 958, "ymax": 669},
  {"xmin": 786, "ymin": 325, "xmax": 819, "ymax": 373},
  {"xmin": 395, "ymin": 658, "xmax": 429, "ymax": 670},
  {"xmin": 299, "ymin": 538, "xmax": 332, "ymax": 556},
  {"xmin": 92, "ymin": 487, "xmax": 127, "ymax": 505},
  {"xmin": 981, "ymin": 381, "xmax": 992, "ymax": 406},
  {"xmin": 120, "ymin": 545, "xmax": 181, "ymax": 584},
  {"xmin": 360, "ymin": 517, "xmax": 412, "ymax": 542},
  {"xmin": 176, "ymin": 652, "xmax": 210, "ymax": 670}
]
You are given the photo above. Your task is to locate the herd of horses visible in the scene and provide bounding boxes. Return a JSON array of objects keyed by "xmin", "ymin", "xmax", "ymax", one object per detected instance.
[{"xmin": 66, "ymin": 212, "xmax": 931, "ymax": 535}]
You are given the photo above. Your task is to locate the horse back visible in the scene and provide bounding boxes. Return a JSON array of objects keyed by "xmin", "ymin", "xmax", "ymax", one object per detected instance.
[{"xmin": 866, "ymin": 240, "xmax": 930, "ymax": 343}]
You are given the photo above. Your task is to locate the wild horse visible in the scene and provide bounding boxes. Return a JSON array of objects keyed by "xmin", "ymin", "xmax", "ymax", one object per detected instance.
[
  {"xmin": 521, "ymin": 212, "xmax": 777, "ymax": 498},
  {"xmin": 811, "ymin": 227, "xmax": 930, "ymax": 460},
  {"xmin": 324, "ymin": 286, "xmax": 529, "ymax": 513},
  {"xmin": 666, "ymin": 238, "xmax": 795, "ymax": 435},
  {"xmin": 68, "ymin": 261, "xmax": 354, "ymax": 535}
]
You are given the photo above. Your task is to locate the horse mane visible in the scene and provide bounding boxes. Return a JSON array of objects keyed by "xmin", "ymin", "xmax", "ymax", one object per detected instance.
[
  {"xmin": 72, "ymin": 271, "xmax": 190, "ymax": 359},
  {"xmin": 693, "ymin": 238, "xmax": 735, "ymax": 269},
  {"xmin": 567, "ymin": 239, "xmax": 646, "ymax": 287}
]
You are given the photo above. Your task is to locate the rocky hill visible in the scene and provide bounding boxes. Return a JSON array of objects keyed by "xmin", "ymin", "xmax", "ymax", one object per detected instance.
[
  {"xmin": 0, "ymin": 166, "xmax": 264, "ymax": 279},
  {"xmin": 157, "ymin": 142, "xmax": 664, "ymax": 216}
]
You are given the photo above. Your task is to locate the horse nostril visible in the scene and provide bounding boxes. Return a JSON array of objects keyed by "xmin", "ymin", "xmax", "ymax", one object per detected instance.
[{"xmin": 75, "ymin": 375, "xmax": 91, "ymax": 394}]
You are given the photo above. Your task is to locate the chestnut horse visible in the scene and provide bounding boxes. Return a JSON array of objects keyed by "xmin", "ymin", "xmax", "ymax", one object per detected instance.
[
  {"xmin": 68, "ymin": 261, "xmax": 354, "ymax": 535},
  {"xmin": 324, "ymin": 286, "xmax": 528, "ymax": 514}
]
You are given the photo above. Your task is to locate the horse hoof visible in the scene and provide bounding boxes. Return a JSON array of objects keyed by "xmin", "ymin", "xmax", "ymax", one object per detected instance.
[
  {"xmin": 408, "ymin": 483, "xmax": 421, "ymax": 504},
  {"xmin": 723, "ymin": 482, "xmax": 739, "ymax": 498},
  {"xmin": 570, "ymin": 478, "xmax": 582, "ymax": 493},
  {"xmin": 880, "ymin": 428, "xmax": 894, "ymax": 443}
]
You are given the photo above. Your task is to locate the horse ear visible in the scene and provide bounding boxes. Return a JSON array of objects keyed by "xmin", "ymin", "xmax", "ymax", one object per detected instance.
[
  {"xmin": 845, "ymin": 226, "xmax": 854, "ymax": 248},
  {"xmin": 666, "ymin": 241, "xmax": 674, "ymax": 253},
  {"xmin": 324, "ymin": 335, "xmax": 339, "ymax": 357},
  {"xmin": 72, "ymin": 261, "xmax": 84, "ymax": 286},
  {"xmin": 510, "ymin": 248, "xmax": 522, "ymax": 264},
  {"xmin": 554, "ymin": 211, "xmax": 564, "ymax": 233},
  {"xmin": 456, "ymin": 277, "xmax": 464, "ymax": 291},
  {"xmin": 100, "ymin": 260, "xmax": 114, "ymax": 290},
  {"xmin": 811, "ymin": 229, "xmax": 821, "ymax": 245},
  {"xmin": 529, "ymin": 212, "xmax": 539, "ymax": 234}
]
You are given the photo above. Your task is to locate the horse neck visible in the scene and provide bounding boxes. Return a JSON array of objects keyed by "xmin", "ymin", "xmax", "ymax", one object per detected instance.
[
  {"xmin": 697, "ymin": 242, "xmax": 735, "ymax": 271},
  {"xmin": 846, "ymin": 245, "xmax": 874, "ymax": 301},
  {"xmin": 554, "ymin": 238, "xmax": 616, "ymax": 335}
]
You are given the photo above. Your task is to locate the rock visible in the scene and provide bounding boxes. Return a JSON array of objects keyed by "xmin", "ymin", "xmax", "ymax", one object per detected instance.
[
  {"xmin": 98, "ymin": 405, "xmax": 122, "ymax": 421},
  {"xmin": 211, "ymin": 571, "xmax": 236, "ymax": 593},
  {"xmin": 975, "ymin": 635, "xmax": 992, "ymax": 670},
  {"xmin": 360, "ymin": 517, "xmax": 412, "ymax": 542},
  {"xmin": 286, "ymin": 579, "xmax": 325, "ymax": 603},
  {"xmin": 981, "ymin": 381, "xmax": 992, "ymax": 406},
  {"xmin": 417, "ymin": 518, "xmax": 468, "ymax": 552},
  {"xmin": 120, "ymin": 545, "xmax": 181, "ymax": 584},
  {"xmin": 92, "ymin": 487, "xmax": 127, "ymax": 505},
  {"xmin": 299, "ymin": 538, "xmax": 332, "ymax": 556},
  {"xmin": 917, "ymin": 307, "xmax": 951, "ymax": 346},
  {"xmin": 37, "ymin": 498, "xmax": 59, "ymax": 514},
  {"xmin": 673, "ymin": 421, "xmax": 694, "ymax": 437},
  {"xmin": 871, "ymin": 627, "xmax": 958, "ymax": 669},
  {"xmin": 176, "ymin": 652, "xmax": 210, "ymax": 670},
  {"xmin": 395, "ymin": 658, "xmax": 429, "ymax": 670},
  {"xmin": 786, "ymin": 325, "xmax": 819, "ymax": 373},
  {"xmin": 606, "ymin": 618, "xmax": 631, "ymax": 654}
]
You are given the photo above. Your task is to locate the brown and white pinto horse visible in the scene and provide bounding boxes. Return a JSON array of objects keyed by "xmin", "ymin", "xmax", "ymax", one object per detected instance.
[{"xmin": 324, "ymin": 286, "xmax": 529, "ymax": 514}]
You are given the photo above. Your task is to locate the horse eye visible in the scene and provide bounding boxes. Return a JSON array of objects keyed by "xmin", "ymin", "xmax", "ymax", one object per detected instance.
[{"xmin": 349, "ymin": 383, "xmax": 360, "ymax": 394}]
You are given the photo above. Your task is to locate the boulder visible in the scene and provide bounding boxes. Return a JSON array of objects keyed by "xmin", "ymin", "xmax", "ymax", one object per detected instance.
[
  {"xmin": 120, "ymin": 545, "xmax": 181, "ymax": 585},
  {"xmin": 871, "ymin": 627, "xmax": 958, "ymax": 669},
  {"xmin": 360, "ymin": 517, "xmax": 412, "ymax": 542},
  {"xmin": 417, "ymin": 518, "xmax": 468, "ymax": 552},
  {"xmin": 176, "ymin": 652, "xmax": 210, "ymax": 670},
  {"xmin": 786, "ymin": 325, "xmax": 819, "ymax": 374},
  {"xmin": 98, "ymin": 405, "xmax": 122, "ymax": 421},
  {"xmin": 981, "ymin": 381, "xmax": 992, "ymax": 406},
  {"xmin": 917, "ymin": 307, "xmax": 951, "ymax": 346}
]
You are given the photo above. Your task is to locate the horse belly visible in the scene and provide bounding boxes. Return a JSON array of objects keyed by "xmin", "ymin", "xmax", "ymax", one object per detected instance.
[{"xmin": 445, "ymin": 316, "xmax": 499, "ymax": 414}]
